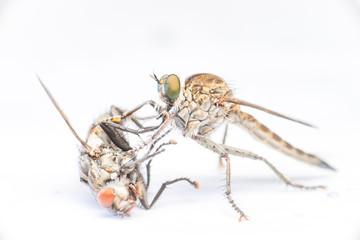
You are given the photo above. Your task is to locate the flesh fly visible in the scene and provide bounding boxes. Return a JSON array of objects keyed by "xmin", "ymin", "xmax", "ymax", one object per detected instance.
[{"xmin": 38, "ymin": 77, "xmax": 198, "ymax": 216}]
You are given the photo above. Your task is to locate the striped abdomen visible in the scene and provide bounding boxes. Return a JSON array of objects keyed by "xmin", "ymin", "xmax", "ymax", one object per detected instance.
[{"xmin": 233, "ymin": 111, "xmax": 335, "ymax": 170}]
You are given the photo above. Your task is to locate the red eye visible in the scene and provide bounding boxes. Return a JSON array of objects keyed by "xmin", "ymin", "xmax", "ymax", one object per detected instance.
[{"xmin": 97, "ymin": 188, "xmax": 115, "ymax": 208}]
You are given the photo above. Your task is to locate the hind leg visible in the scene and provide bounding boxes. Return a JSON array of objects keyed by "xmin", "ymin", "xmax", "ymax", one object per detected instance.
[
  {"xmin": 218, "ymin": 143, "xmax": 326, "ymax": 190},
  {"xmin": 194, "ymin": 135, "xmax": 249, "ymax": 221},
  {"xmin": 218, "ymin": 124, "xmax": 229, "ymax": 168}
]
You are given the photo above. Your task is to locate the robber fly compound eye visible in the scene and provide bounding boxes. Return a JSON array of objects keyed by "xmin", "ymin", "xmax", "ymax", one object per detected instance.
[
  {"xmin": 164, "ymin": 74, "xmax": 180, "ymax": 101},
  {"xmin": 97, "ymin": 188, "xmax": 116, "ymax": 208},
  {"xmin": 157, "ymin": 74, "xmax": 180, "ymax": 105}
]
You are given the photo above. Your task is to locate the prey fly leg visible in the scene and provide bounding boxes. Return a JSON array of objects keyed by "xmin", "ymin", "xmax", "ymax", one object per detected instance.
[{"xmin": 38, "ymin": 76, "xmax": 198, "ymax": 217}]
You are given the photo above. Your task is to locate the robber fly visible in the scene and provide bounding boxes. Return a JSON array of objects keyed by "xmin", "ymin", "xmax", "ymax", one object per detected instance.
[
  {"xmin": 120, "ymin": 73, "xmax": 335, "ymax": 221},
  {"xmin": 38, "ymin": 77, "xmax": 198, "ymax": 216}
]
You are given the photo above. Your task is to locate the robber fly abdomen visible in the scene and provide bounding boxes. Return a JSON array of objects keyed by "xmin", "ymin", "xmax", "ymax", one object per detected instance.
[
  {"xmin": 176, "ymin": 74, "xmax": 333, "ymax": 169},
  {"xmin": 150, "ymin": 72, "xmax": 335, "ymax": 221}
]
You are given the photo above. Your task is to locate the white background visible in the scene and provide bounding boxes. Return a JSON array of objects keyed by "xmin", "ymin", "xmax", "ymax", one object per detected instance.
[{"xmin": 1, "ymin": 0, "xmax": 360, "ymax": 239}]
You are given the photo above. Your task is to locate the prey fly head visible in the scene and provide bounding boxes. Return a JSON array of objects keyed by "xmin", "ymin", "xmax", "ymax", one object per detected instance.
[
  {"xmin": 96, "ymin": 176, "xmax": 139, "ymax": 216},
  {"xmin": 38, "ymin": 76, "xmax": 141, "ymax": 216}
]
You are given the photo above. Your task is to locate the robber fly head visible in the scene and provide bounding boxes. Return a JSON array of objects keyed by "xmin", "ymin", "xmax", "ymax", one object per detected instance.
[{"xmin": 152, "ymin": 73, "xmax": 181, "ymax": 106}]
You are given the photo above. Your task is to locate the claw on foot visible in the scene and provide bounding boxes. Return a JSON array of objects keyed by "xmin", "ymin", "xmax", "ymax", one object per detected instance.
[
  {"xmin": 219, "ymin": 159, "xmax": 225, "ymax": 168},
  {"xmin": 238, "ymin": 215, "xmax": 249, "ymax": 222}
]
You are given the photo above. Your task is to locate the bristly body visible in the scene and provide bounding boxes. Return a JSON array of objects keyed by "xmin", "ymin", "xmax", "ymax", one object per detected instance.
[
  {"xmin": 80, "ymin": 106, "xmax": 199, "ymax": 215},
  {"xmin": 79, "ymin": 106, "xmax": 142, "ymax": 215},
  {"xmin": 151, "ymin": 72, "xmax": 334, "ymax": 221},
  {"xmin": 39, "ymin": 78, "xmax": 198, "ymax": 217},
  {"xmin": 173, "ymin": 73, "xmax": 234, "ymax": 138},
  {"xmin": 172, "ymin": 73, "xmax": 334, "ymax": 170}
]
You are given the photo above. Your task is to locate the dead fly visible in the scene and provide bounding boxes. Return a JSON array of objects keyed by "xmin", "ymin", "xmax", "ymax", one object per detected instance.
[
  {"xmin": 123, "ymin": 73, "xmax": 335, "ymax": 221},
  {"xmin": 38, "ymin": 78, "xmax": 198, "ymax": 216}
]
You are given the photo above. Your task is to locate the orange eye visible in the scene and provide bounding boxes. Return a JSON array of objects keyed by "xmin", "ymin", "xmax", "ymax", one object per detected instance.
[{"xmin": 97, "ymin": 188, "xmax": 115, "ymax": 208}]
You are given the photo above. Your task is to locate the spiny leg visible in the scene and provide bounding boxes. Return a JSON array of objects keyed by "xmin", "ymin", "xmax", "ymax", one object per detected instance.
[
  {"xmin": 104, "ymin": 100, "xmax": 165, "ymax": 131},
  {"xmin": 223, "ymin": 154, "xmax": 249, "ymax": 221},
  {"xmin": 194, "ymin": 135, "xmax": 248, "ymax": 221},
  {"xmin": 115, "ymin": 100, "xmax": 163, "ymax": 121},
  {"xmin": 218, "ymin": 143, "xmax": 326, "ymax": 190},
  {"xmin": 219, "ymin": 124, "xmax": 229, "ymax": 167},
  {"xmin": 145, "ymin": 130, "xmax": 176, "ymax": 189},
  {"xmin": 140, "ymin": 177, "xmax": 199, "ymax": 209},
  {"xmin": 146, "ymin": 139, "xmax": 176, "ymax": 189},
  {"xmin": 104, "ymin": 109, "xmax": 175, "ymax": 138},
  {"xmin": 99, "ymin": 105, "xmax": 162, "ymax": 151},
  {"xmin": 136, "ymin": 115, "xmax": 159, "ymax": 121},
  {"xmin": 110, "ymin": 105, "xmax": 145, "ymax": 129},
  {"xmin": 150, "ymin": 112, "xmax": 178, "ymax": 141}
]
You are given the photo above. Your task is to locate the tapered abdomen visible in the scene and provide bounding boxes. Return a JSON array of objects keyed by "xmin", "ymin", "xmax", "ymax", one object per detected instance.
[{"xmin": 233, "ymin": 111, "xmax": 335, "ymax": 170}]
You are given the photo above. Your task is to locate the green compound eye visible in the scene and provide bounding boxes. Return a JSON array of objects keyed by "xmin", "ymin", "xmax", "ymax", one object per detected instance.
[
  {"xmin": 157, "ymin": 74, "xmax": 180, "ymax": 105},
  {"xmin": 164, "ymin": 74, "xmax": 180, "ymax": 101}
]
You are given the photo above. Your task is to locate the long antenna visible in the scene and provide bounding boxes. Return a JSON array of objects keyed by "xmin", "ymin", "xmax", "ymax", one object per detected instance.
[
  {"xmin": 149, "ymin": 73, "xmax": 160, "ymax": 83},
  {"xmin": 225, "ymin": 97, "xmax": 316, "ymax": 128},
  {"xmin": 37, "ymin": 75, "xmax": 92, "ymax": 151}
]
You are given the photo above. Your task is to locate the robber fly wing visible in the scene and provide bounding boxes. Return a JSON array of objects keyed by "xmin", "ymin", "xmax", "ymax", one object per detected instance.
[{"xmin": 225, "ymin": 97, "xmax": 316, "ymax": 128}]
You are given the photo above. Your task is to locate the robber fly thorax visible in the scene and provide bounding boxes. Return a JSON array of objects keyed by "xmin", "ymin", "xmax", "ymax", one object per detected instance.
[
  {"xmin": 151, "ymin": 73, "xmax": 335, "ymax": 221},
  {"xmin": 159, "ymin": 73, "xmax": 235, "ymax": 138},
  {"xmin": 39, "ymin": 78, "xmax": 198, "ymax": 217},
  {"xmin": 156, "ymin": 73, "xmax": 335, "ymax": 170}
]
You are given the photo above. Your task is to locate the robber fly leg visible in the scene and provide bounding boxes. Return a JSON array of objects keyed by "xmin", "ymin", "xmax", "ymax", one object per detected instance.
[
  {"xmin": 122, "ymin": 100, "xmax": 164, "ymax": 117},
  {"xmin": 118, "ymin": 100, "xmax": 164, "ymax": 124},
  {"xmin": 145, "ymin": 131, "xmax": 176, "ymax": 189},
  {"xmin": 219, "ymin": 124, "xmax": 229, "ymax": 168},
  {"xmin": 260, "ymin": 157, "xmax": 326, "ymax": 190},
  {"xmin": 194, "ymin": 135, "xmax": 249, "ymax": 221},
  {"xmin": 218, "ymin": 143, "xmax": 326, "ymax": 190},
  {"xmin": 105, "ymin": 100, "xmax": 165, "ymax": 130},
  {"xmin": 224, "ymin": 154, "xmax": 249, "ymax": 222},
  {"xmin": 110, "ymin": 105, "xmax": 146, "ymax": 129},
  {"xmin": 106, "ymin": 109, "xmax": 173, "ymax": 136}
]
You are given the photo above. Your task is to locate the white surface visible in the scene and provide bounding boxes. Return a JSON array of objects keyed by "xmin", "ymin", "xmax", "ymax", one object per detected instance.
[{"xmin": 1, "ymin": 0, "xmax": 360, "ymax": 239}]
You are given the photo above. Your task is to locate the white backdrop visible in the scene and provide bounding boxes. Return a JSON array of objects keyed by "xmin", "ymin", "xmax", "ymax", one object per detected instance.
[{"xmin": 1, "ymin": 0, "xmax": 360, "ymax": 239}]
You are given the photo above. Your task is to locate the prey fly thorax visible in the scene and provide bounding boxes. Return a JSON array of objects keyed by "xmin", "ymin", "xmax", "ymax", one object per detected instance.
[{"xmin": 39, "ymin": 77, "xmax": 198, "ymax": 217}]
